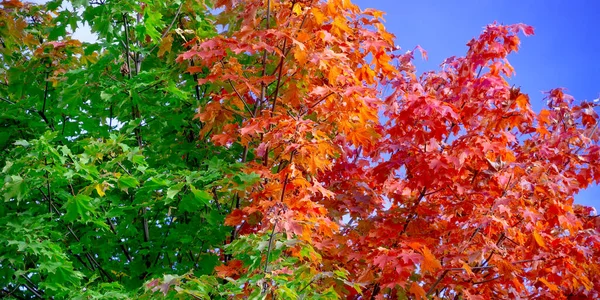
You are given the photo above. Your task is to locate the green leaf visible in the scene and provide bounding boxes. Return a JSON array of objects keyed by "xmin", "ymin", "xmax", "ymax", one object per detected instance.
[
  {"xmin": 64, "ymin": 194, "xmax": 95, "ymax": 222},
  {"xmin": 13, "ymin": 140, "xmax": 30, "ymax": 147},
  {"xmin": 166, "ymin": 182, "xmax": 185, "ymax": 200},
  {"xmin": 191, "ymin": 186, "xmax": 212, "ymax": 205},
  {"xmin": 179, "ymin": 186, "xmax": 211, "ymax": 212},
  {"xmin": 118, "ymin": 175, "xmax": 140, "ymax": 190},
  {"xmin": 4, "ymin": 175, "xmax": 25, "ymax": 202}
]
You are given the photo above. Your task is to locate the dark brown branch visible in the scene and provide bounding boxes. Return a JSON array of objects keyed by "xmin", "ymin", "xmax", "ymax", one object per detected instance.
[
  {"xmin": 401, "ymin": 187, "xmax": 427, "ymax": 234},
  {"xmin": 122, "ymin": 14, "xmax": 132, "ymax": 80},
  {"xmin": 20, "ymin": 281, "xmax": 43, "ymax": 299},
  {"xmin": 426, "ymin": 270, "xmax": 449, "ymax": 296},
  {"xmin": 255, "ymin": 0, "xmax": 272, "ymax": 117},
  {"xmin": 262, "ymin": 151, "xmax": 294, "ymax": 294},
  {"xmin": 473, "ymin": 276, "xmax": 501, "ymax": 285},
  {"xmin": 38, "ymin": 188, "xmax": 115, "ymax": 282},
  {"xmin": 38, "ymin": 72, "xmax": 55, "ymax": 131},
  {"xmin": 105, "ymin": 215, "xmax": 133, "ymax": 262},
  {"xmin": 270, "ymin": 37, "xmax": 288, "ymax": 114}
]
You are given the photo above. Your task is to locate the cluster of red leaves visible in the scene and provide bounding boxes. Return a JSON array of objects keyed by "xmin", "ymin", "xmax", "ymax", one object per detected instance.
[{"xmin": 178, "ymin": 0, "xmax": 600, "ymax": 298}]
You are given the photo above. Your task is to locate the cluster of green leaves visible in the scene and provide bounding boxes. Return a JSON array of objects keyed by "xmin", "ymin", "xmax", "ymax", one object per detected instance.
[{"xmin": 0, "ymin": 0, "xmax": 252, "ymax": 298}]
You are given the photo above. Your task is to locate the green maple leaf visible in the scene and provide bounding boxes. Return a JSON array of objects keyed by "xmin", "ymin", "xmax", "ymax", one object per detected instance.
[{"xmin": 64, "ymin": 194, "xmax": 96, "ymax": 222}]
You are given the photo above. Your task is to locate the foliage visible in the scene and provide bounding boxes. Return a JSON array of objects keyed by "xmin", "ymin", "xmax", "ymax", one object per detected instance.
[{"xmin": 1, "ymin": 0, "xmax": 599, "ymax": 299}]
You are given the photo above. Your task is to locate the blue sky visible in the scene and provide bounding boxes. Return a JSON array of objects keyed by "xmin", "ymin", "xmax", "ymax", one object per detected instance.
[{"xmin": 353, "ymin": 0, "xmax": 600, "ymax": 210}]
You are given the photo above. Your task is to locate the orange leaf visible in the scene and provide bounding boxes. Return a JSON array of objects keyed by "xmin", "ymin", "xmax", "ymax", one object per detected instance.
[
  {"xmin": 224, "ymin": 209, "xmax": 245, "ymax": 226},
  {"xmin": 515, "ymin": 94, "xmax": 529, "ymax": 110},
  {"xmin": 293, "ymin": 48, "xmax": 308, "ymax": 65},
  {"xmin": 1, "ymin": 0, "xmax": 24, "ymax": 8},
  {"xmin": 328, "ymin": 66, "xmax": 340, "ymax": 85},
  {"xmin": 215, "ymin": 259, "xmax": 244, "ymax": 278},
  {"xmin": 421, "ymin": 246, "xmax": 442, "ymax": 274},
  {"xmin": 539, "ymin": 277, "xmax": 559, "ymax": 292},
  {"xmin": 311, "ymin": 7, "xmax": 327, "ymax": 24},
  {"xmin": 409, "ymin": 282, "xmax": 426, "ymax": 299},
  {"xmin": 538, "ymin": 109, "xmax": 552, "ymax": 124},
  {"xmin": 533, "ymin": 230, "xmax": 547, "ymax": 249}
]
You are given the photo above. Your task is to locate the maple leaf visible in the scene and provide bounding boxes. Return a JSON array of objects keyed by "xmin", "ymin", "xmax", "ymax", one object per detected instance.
[
  {"xmin": 538, "ymin": 277, "xmax": 560, "ymax": 292},
  {"xmin": 157, "ymin": 34, "xmax": 173, "ymax": 57},
  {"xmin": 409, "ymin": 282, "xmax": 426, "ymax": 299},
  {"xmin": 533, "ymin": 230, "xmax": 547, "ymax": 249},
  {"xmin": 420, "ymin": 246, "xmax": 442, "ymax": 274},
  {"xmin": 215, "ymin": 260, "xmax": 244, "ymax": 278},
  {"xmin": 224, "ymin": 209, "xmax": 245, "ymax": 226},
  {"xmin": 515, "ymin": 93, "xmax": 530, "ymax": 110}
]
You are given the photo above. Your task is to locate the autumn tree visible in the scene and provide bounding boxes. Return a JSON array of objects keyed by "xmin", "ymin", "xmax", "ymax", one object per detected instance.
[{"xmin": 1, "ymin": 0, "xmax": 599, "ymax": 299}]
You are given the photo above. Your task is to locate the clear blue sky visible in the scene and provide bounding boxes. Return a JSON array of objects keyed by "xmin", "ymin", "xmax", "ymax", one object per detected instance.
[{"xmin": 353, "ymin": 0, "xmax": 600, "ymax": 210}]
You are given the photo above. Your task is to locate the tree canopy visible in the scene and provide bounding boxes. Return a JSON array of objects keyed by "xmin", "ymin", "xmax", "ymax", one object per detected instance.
[{"xmin": 1, "ymin": 0, "xmax": 599, "ymax": 299}]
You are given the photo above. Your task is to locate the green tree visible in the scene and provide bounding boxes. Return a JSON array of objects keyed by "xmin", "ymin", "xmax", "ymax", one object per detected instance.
[{"xmin": 1, "ymin": 0, "xmax": 244, "ymax": 298}]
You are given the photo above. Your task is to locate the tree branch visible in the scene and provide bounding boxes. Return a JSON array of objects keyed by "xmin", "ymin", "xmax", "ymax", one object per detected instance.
[
  {"xmin": 401, "ymin": 187, "xmax": 427, "ymax": 234},
  {"xmin": 20, "ymin": 280, "xmax": 43, "ymax": 299},
  {"xmin": 1, "ymin": 96, "xmax": 15, "ymax": 104},
  {"xmin": 262, "ymin": 151, "xmax": 294, "ymax": 294},
  {"xmin": 426, "ymin": 270, "xmax": 449, "ymax": 296},
  {"xmin": 147, "ymin": 1, "xmax": 183, "ymax": 55},
  {"xmin": 227, "ymin": 79, "xmax": 255, "ymax": 118},
  {"xmin": 38, "ymin": 188, "xmax": 115, "ymax": 282},
  {"xmin": 255, "ymin": 0, "xmax": 272, "ymax": 117}
]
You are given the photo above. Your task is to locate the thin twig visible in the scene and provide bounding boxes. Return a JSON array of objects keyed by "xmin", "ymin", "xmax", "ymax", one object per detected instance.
[
  {"xmin": 20, "ymin": 281, "xmax": 43, "ymax": 299},
  {"xmin": 122, "ymin": 14, "xmax": 132, "ymax": 80},
  {"xmin": 426, "ymin": 270, "xmax": 449, "ymax": 296},
  {"xmin": 270, "ymin": 38, "xmax": 288, "ymax": 114},
  {"xmin": 255, "ymin": 0, "xmax": 272, "ymax": 117},
  {"xmin": 262, "ymin": 151, "xmax": 294, "ymax": 294},
  {"xmin": 147, "ymin": 1, "xmax": 183, "ymax": 55},
  {"xmin": 227, "ymin": 79, "xmax": 255, "ymax": 117},
  {"xmin": 1, "ymin": 96, "xmax": 15, "ymax": 104}
]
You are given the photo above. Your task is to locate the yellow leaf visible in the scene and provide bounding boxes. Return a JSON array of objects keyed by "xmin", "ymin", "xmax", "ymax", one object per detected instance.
[
  {"xmin": 95, "ymin": 183, "xmax": 106, "ymax": 197},
  {"xmin": 311, "ymin": 8, "xmax": 327, "ymax": 24},
  {"xmin": 158, "ymin": 34, "xmax": 173, "ymax": 57},
  {"xmin": 539, "ymin": 278, "xmax": 559, "ymax": 292},
  {"xmin": 533, "ymin": 230, "xmax": 546, "ymax": 249},
  {"xmin": 332, "ymin": 16, "xmax": 351, "ymax": 34},
  {"xmin": 292, "ymin": 3, "xmax": 303, "ymax": 16},
  {"xmin": 421, "ymin": 246, "xmax": 442, "ymax": 274},
  {"xmin": 293, "ymin": 48, "xmax": 308, "ymax": 65}
]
